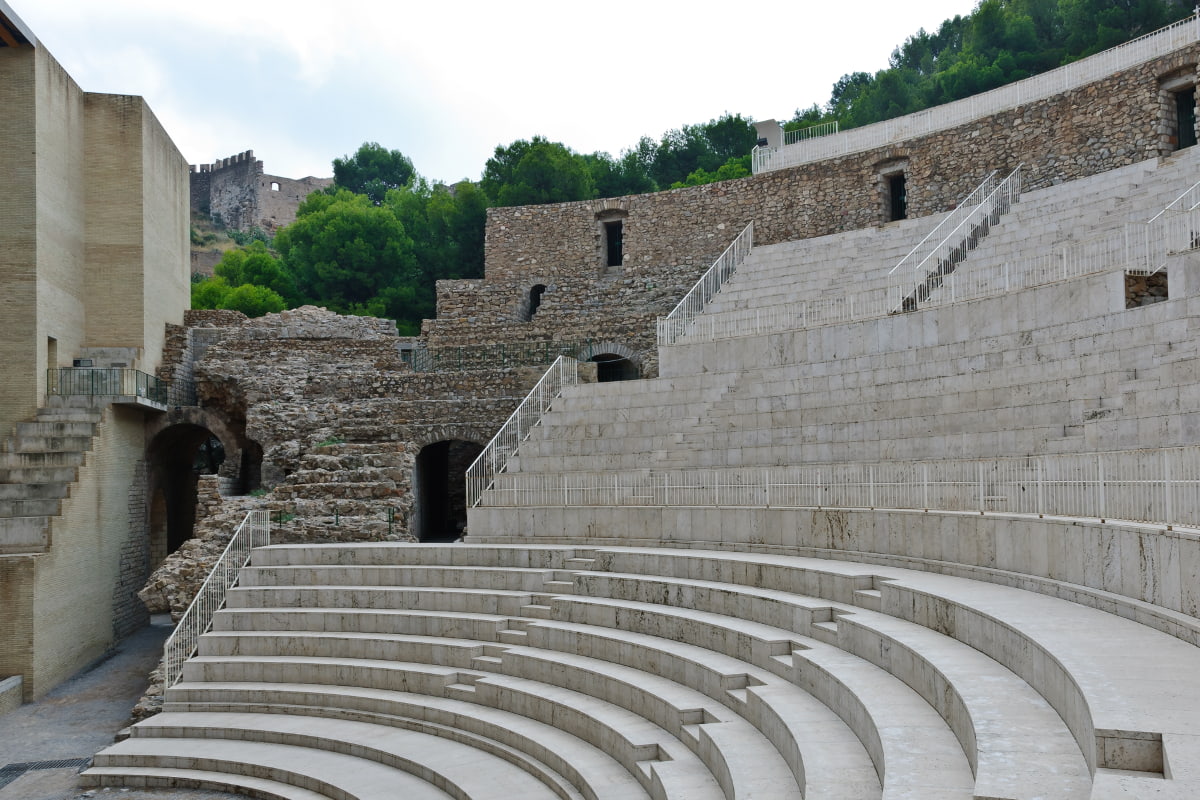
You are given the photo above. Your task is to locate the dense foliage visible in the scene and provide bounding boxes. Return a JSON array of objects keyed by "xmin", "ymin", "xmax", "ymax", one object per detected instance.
[
  {"xmin": 194, "ymin": 0, "xmax": 1195, "ymax": 329},
  {"xmin": 790, "ymin": 0, "xmax": 1192, "ymax": 132}
]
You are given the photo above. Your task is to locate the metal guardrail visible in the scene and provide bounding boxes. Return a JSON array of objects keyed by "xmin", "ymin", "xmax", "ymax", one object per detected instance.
[
  {"xmin": 892, "ymin": 164, "xmax": 1023, "ymax": 311},
  {"xmin": 162, "ymin": 509, "xmax": 270, "ymax": 688},
  {"xmin": 657, "ymin": 222, "xmax": 754, "ymax": 346},
  {"xmin": 1135, "ymin": 178, "xmax": 1200, "ymax": 275},
  {"xmin": 753, "ymin": 14, "xmax": 1200, "ymax": 174},
  {"xmin": 48, "ymin": 368, "xmax": 170, "ymax": 404},
  {"xmin": 466, "ymin": 356, "xmax": 579, "ymax": 508},
  {"xmin": 478, "ymin": 446, "xmax": 1200, "ymax": 530},
  {"xmin": 666, "ymin": 174, "xmax": 1200, "ymax": 343},
  {"xmin": 889, "ymin": 170, "xmax": 1001, "ymax": 277},
  {"xmin": 782, "ymin": 120, "xmax": 839, "ymax": 145}
]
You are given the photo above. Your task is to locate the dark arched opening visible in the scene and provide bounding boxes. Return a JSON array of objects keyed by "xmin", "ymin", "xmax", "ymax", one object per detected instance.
[
  {"xmin": 524, "ymin": 284, "xmax": 547, "ymax": 321},
  {"xmin": 146, "ymin": 423, "xmax": 251, "ymax": 559},
  {"xmin": 414, "ymin": 439, "xmax": 484, "ymax": 542},
  {"xmin": 590, "ymin": 352, "xmax": 639, "ymax": 382}
]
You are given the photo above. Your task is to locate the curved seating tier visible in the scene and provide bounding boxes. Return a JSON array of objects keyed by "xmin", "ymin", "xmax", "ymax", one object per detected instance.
[{"xmin": 86, "ymin": 542, "xmax": 1200, "ymax": 798}]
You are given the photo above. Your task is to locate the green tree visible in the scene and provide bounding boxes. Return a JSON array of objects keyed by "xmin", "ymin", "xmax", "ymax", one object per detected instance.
[
  {"xmin": 583, "ymin": 151, "xmax": 656, "ymax": 198},
  {"xmin": 481, "ymin": 137, "xmax": 597, "ymax": 206},
  {"xmin": 191, "ymin": 276, "xmax": 231, "ymax": 310},
  {"xmin": 333, "ymin": 142, "xmax": 416, "ymax": 205},
  {"xmin": 213, "ymin": 241, "xmax": 296, "ymax": 303},
  {"xmin": 274, "ymin": 189, "xmax": 418, "ymax": 319},
  {"xmin": 220, "ymin": 284, "xmax": 287, "ymax": 317}
]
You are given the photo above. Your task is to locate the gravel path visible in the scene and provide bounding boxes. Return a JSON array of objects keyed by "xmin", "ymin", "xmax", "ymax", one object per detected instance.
[{"xmin": 0, "ymin": 618, "xmax": 247, "ymax": 800}]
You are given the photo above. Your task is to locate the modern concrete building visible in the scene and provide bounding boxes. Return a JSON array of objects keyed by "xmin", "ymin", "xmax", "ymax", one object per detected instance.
[{"xmin": 0, "ymin": 0, "xmax": 190, "ymax": 704}]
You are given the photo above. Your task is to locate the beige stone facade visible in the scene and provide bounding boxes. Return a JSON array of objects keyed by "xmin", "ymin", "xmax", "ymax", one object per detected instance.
[{"xmin": 0, "ymin": 4, "xmax": 190, "ymax": 701}]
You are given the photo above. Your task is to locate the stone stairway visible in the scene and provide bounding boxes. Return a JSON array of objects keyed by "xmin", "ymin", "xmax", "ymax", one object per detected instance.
[
  {"xmin": 86, "ymin": 541, "xmax": 1200, "ymax": 798},
  {"xmin": 265, "ymin": 441, "xmax": 413, "ymax": 543},
  {"xmin": 0, "ymin": 398, "xmax": 103, "ymax": 555}
]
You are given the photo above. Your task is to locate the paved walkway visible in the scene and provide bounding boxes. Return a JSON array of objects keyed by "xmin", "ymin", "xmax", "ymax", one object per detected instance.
[{"xmin": 0, "ymin": 617, "xmax": 245, "ymax": 800}]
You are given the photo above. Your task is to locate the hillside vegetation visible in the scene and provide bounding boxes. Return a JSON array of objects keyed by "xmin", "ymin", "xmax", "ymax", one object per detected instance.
[{"xmin": 192, "ymin": 0, "xmax": 1193, "ymax": 333}]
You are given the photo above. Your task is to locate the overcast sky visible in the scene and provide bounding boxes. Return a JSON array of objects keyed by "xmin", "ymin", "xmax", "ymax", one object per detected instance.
[{"xmin": 14, "ymin": 1, "xmax": 978, "ymax": 183}]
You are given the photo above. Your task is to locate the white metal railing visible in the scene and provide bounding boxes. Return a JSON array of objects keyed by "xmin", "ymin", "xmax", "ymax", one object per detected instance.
[
  {"xmin": 892, "ymin": 164, "xmax": 1022, "ymax": 311},
  {"xmin": 1135, "ymin": 179, "xmax": 1200, "ymax": 274},
  {"xmin": 782, "ymin": 120, "xmax": 839, "ymax": 146},
  {"xmin": 753, "ymin": 15, "xmax": 1200, "ymax": 174},
  {"xmin": 890, "ymin": 169, "xmax": 1000, "ymax": 277},
  {"xmin": 657, "ymin": 223, "xmax": 754, "ymax": 346},
  {"xmin": 477, "ymin": 446, "xmax": 1200, "ymax": 529},
  {"xmin": 664, "ymin": 183, "xmax": 1198, "ymax": 345},
  {"xmin": 162, "ymin": 509, "xmax": 270, "ymax": 688},
  {"xmin": 466, "ymin": 356, "xmax": 579, "ymax": 508}
]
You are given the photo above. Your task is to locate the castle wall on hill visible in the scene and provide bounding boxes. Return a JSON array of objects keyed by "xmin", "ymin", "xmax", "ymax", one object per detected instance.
[
  {"xmin": 425, "ymin": 43, "xmax": 1199, "ymax": 374},
  {"xmin": 189, "ymin": 150, "xmax": 331, "ymax": 233}
]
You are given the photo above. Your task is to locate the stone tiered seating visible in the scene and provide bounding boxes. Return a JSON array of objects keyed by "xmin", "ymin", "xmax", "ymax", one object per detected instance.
[
  {"xmin": 86, "ymin": 542, "xmax": 1200, "ymax": 797},
  {"xmin": 694, "ymin": 152, "xmax": 1196, "ymax": 334}
]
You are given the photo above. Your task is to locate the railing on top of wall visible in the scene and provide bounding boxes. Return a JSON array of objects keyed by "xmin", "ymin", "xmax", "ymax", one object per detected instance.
[
  {"xmin": 466, "ymin": 356, "xmax": 579, "ymax": 508},
  {"xmin": 162, "ymin": 509, "xmax": 270, "ymax": 688},
  {"xmin": 891, "ymin": 164, "xmax": 1023, "ymax": 312},
  {"xmin": 752, "ymin": 14, "xmax": 1200, "ymax": 174},
  {"xmin": 783, "ymin": 120, "xmax": 839, "ymax": 145},
  {"xmin": 656, "ymin": 222, "xmax": 754, "ymax": 346},
  {"xmin": 477, "ymin": 445, "xmax": 1200, "ymax": 530}
]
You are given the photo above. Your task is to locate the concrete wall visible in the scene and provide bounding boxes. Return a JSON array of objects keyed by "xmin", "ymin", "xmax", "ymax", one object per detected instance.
[
  {"xmin": 28, "ymin": 407, "xmax": 147, "ymax": 700},
  {"xmin": 140, "ymin": 104, "xmax": 191, "ymax": 370},
  {"xmin": 0, "ymin": 46, "xmax": 39, "ymax": 437},
  {"xmin": 0, "ymin": 33, "xmax": 188, "ymax": 702}
]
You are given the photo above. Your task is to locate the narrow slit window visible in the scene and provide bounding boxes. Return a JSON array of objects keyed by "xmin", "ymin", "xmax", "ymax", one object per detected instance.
[
  {"xmin": 1176, "ymin": 87, "xmax": 1197, "ymax": 149},
  {"xmin": 888, "ymin": 174, "xmax": 908, "ymax": 221},
  {"xmin": 605, "ymin": 221, "xmax": 623, "ymax": 267}
]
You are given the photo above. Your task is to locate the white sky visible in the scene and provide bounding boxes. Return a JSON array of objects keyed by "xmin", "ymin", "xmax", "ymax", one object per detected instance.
[{"xmin": 13, "ymin": 0, "xmax": 979, "ymax": 183}]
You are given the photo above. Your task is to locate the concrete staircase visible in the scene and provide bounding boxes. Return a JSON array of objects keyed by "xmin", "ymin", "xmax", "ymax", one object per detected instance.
[
  {"xmin": 85, "ymin": 541, "xmax": 1200, "ymax": 798},
  {"xmin": 0, "ymin": 398, "xmax": 103, "ymax": 555}
]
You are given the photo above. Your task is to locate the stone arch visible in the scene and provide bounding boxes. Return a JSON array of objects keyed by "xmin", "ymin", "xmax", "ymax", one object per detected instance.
[
  {"xmin": 144, "ymin": 407, "xmax": 264, "ymax": 561},
  {"xmin": 577, "ymin": 340, "xmax": 642, "ymax": 382},
  {"xmin": 411, "ymin": 425, "xmax": 490, "ymax": 543}
]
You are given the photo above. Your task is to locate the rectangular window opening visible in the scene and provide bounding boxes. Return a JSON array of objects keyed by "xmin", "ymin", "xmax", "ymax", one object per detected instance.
[
  {"xmin": 1175, "ymin": 88, "xmax": 1196, "ymax": 150},
  {"xmin": 889, "ymin": 175, "xmax": 908, "ymax": 221},
  {"xmin": 605, "ymin": 220, "xmax": 623, "ymax": 268}
]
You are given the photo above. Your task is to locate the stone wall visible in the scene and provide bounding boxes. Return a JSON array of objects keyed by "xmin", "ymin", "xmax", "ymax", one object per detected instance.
[
  {"xmin": 439, "ymin": 44, "xmax": 1200, "ymax": 377},
  {"xmin": 190, "ymin": 150, "xmax": 332, "ymax": 233}
]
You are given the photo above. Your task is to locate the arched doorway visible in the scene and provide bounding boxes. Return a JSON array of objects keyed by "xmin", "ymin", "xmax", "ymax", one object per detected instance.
[
  {"xmin": 413, "ymin": 439, "xmax": 485, "ymax": 543},
  {"xmin": 146, "ymin": 424, "xmax": 238, "ymax": 560},
  {"xmin": 590, "ymin": 352, "xmax": 639, "ymax": 382}
]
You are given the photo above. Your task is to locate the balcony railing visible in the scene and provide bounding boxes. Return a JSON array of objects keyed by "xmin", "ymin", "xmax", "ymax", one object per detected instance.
[{"xmin": 48, "ymin": 368, "xmax": 170, "ymax": 405}]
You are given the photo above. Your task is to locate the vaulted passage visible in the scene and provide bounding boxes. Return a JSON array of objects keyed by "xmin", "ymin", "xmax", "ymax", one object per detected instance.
[
  {"xmin": 590, "ymin": 352, "xmax": 639, "ymax": 382},
  {"xmin": 146, "ymin": 424, "xmax": 248, "ymax": 561},
  {"xmin": 414, "ymin": 440, "xmax": 484, "ymax": 542}
]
